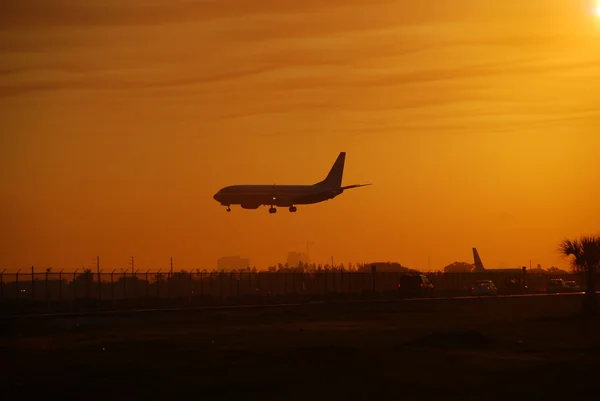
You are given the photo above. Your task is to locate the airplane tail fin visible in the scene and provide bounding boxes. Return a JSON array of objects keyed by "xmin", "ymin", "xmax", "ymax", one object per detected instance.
[
  {"xmin": 315, "ymin": 152, "xmax": 345, "ymax": 188},
  {"xmin": 472, "ymin": 248, "xmax": 487, "ymax": 272}
]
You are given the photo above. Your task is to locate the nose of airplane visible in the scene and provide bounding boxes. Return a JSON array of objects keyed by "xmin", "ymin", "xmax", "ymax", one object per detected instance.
[{"xmin": 213, "ymin": 192, "xmax": 220, "ymax": 201}]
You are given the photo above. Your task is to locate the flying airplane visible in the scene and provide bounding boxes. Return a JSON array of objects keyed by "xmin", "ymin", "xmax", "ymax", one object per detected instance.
[{"xmin": 213, "ymin": 152, "xmax": 371, "ymax": 214}]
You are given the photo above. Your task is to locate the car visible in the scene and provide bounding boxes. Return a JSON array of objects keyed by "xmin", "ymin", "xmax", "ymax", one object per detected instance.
[
  {"xmin": 397, "ymin": 274, "xmax": 434, "ymax": 298},
  {"xmin": 564, "ymin": 280, "xmax": 581, "ymax": 292},
  {"xmin": 471, "ymin": 280, "xmax": 498, "ymax": 296},
  {"xmin": 504, "ymin": 277, "xmax": 529, "ymax": 294},
  {"xmin": 546, "ymin": 278, "xmax": 568, "ymax": 293}
]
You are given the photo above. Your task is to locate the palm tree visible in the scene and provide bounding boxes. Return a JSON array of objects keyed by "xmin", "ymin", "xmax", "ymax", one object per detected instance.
[{"xmin": 559, "ymin": 235, "xmax": 600, "ymax": 315}]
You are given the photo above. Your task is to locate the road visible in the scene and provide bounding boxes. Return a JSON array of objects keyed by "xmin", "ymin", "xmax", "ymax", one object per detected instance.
[{"xmin": 0, "ymin": 290, "xmax": 588, "ymax": 320}]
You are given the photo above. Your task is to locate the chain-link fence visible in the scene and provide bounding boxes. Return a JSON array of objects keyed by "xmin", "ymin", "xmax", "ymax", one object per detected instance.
[{"xmin": 0, "ymin": 269, "xmax": 588, "ymax": 314}]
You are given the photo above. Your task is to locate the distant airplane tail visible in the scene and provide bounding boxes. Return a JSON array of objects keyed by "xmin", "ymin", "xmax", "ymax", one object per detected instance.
[
  {"xmin": 315, "ymin": 152, "xmax": 346, "ymax": 188},
  {"xmin": 472, "ymin": 248, "xmax": 487, "ymax": 272}
]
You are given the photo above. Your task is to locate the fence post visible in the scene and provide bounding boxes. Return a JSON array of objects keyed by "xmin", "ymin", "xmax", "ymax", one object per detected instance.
[
  {"xmin": 73, "ymin": 269, "xmax": 78, "ymax": 301},
  {"xmin": 31, "ymin": 266, "xmax": 35, "ymax": 301},
  {"xmin": 156, "ymin": 270, "xmax": 161, "ymax": 298},
  {"xmin": 0, "ymin": 269, "xmax": 4, "ymax": 301},
  {"xmin": 59, "ymin": 270, "xmax": 63, "ymax": 302},
  {"xmin": 189, "ymin": 272, "xmax": 193, "ymax": 303},
  {"xmin": 220, "ymin": 271, "xmax": 224, "ymax": 299},
  {"xmin": 132, "ymin": 270, "xmax": 138, "ymax": 300},
  {"xmin": 200, "ymin": 271, "xmax": 204, "ymax": 297},
  {"xmin": 16, "ymin": 269, "xmax": 20, "ymax": 301},
  {"xmin": 348, "ymin": 271, "xmax": 351, "ymax": 294},
  {"xmin": 85, "ymin": 271, "xmax": 90, "ymax": 299},
  {"xmin": 371, "ymin": 265, "xmax": 377, "ymax": 292},
  {"xmin": 332, "ymin": 271, "xmax": 336, "ymax": 294},
  {"xmin": 111, "ymin": 270, "xmax": 115, "ymax": 302},
  {"xmin": 97, "ymin": 269, "xmax": 102, "ymax": 302},
  {"xmin": 247, "ymin": 271, "xmax": 251, "ymax": 297},
  {"xmin": 45, "ymin": 269, "xmax": 49, "ymax": 305},
  {"xmin": 167, "ymin": 271, "xmax": 171, "ymax": 299},
  {"xmin": 123, "ymin": 271, "xmax": 127, "ymax": 300}
]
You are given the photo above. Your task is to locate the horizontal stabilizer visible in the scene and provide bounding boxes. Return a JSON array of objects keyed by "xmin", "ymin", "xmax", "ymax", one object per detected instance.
[{"xmin": 341, "ymin": 183, "xmax": 372, "ymax": 190}]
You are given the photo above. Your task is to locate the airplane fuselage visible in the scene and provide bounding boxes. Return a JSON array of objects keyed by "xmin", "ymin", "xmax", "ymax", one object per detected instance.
[{"xmin": 213, "ymin": 184, "xmax": 342, "ymax": 209}]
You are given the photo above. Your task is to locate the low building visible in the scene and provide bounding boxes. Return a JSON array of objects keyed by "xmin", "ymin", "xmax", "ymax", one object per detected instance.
[
  {"xmin": 217, "ymin": 256, "xmax": 250, "ymax": 271},
  {"xmin": 286, "ymin": 252, "xmax": 308, "ymax": 267}
]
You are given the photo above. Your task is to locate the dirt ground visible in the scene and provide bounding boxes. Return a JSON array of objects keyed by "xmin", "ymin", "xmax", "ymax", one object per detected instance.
[{"xmin": 2, "ymin": 295, "xmax": 599, "ymax": 401}]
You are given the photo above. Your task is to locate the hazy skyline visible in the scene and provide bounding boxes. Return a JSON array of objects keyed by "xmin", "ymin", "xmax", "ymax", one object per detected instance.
[{"xmin": 2, "ymin": 1, "xmax": 600, "ymax": 272}]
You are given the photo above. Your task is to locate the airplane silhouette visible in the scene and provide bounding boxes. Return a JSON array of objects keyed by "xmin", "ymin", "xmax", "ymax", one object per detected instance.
[
  {"xmin": 472, "ymin": 248, "xmax": 524, "ymax": 273},
  {"xmin": 213, "ymin": 152, "xmax": 372, "ymax": 214}
]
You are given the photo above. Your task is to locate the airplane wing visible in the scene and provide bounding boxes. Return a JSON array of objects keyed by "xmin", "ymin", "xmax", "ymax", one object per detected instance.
[{"xmin": 340, "ymin": 183, "xmax": 372, "ymax": 190}]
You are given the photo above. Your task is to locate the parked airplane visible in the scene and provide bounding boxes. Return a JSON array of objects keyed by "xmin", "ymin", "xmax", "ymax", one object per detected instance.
[
  {"xmin": 472, "ymin": 248, "xmax": 525, "ymax": 273},
  {"xmin": 213, "ymin": 152, "xmax": 371, "ymax": 214}
]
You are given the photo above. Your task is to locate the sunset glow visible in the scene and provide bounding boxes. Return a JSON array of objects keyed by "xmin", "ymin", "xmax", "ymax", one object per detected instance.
[{"xmin": 1, "ymin": 0, "xmax": 599, "ymax": 273}]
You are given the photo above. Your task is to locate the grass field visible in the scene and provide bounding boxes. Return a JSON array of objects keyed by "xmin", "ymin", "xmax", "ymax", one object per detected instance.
[{"xmin": 2, "ymin": 294, "xmax": 599, "ymax": 400}]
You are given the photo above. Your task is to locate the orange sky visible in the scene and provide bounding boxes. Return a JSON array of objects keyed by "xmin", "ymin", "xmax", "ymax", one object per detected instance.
[{"xmin": 1, "ymin": 0, "xmax": 599, "ymax": 273}]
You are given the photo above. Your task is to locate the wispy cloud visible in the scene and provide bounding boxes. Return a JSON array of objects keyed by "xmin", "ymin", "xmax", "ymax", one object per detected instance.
[{"xmin": 0, "ymin": 0, "xmax": 397, "ymax": 28}]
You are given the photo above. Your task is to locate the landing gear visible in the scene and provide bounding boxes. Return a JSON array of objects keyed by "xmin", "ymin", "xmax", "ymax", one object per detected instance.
[
  {"xmin": 226, "ymin": 206, "xmax": 231, "ymax": 212},
  {"xmin": 289, "ymin": 206, "xmax": 297, "ymax": 213},
  {"xmin": 268, "ymin": 207, "xmax": 277, "ymax": 214}
]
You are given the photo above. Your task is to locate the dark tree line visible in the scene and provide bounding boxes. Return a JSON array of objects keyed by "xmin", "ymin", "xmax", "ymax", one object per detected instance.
[{"xmin": 559, "ymin": 235, "xmax": 600, "ymax": 316}]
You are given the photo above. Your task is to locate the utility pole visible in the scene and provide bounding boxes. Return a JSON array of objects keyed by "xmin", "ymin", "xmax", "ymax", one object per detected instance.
[
  {"xmin": 131, "ymin": 256, "xmax": 134, "ymax": 275},
  {"xmin": 170, "ymin": 257, "xmax": 173, "ymax": 275},
  {"xmin": 331, "ymin": 256, "xmax": 334, "ymax": 269}
]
